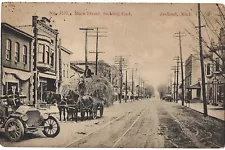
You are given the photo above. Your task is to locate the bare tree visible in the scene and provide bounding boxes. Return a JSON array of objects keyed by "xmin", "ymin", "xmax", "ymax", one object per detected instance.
[{"xmin": 157, "ymin": 84, "xmax": 168, "ymax": 99}]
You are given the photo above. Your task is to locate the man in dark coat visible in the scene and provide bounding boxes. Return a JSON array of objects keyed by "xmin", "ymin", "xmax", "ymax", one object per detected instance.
[
  {"xmin": 84, "ymin": 66, "xmax": 92, "ymax": 78},
  {"xmin": 6, "ymin": 87, "xmax": 22, "ymax": 110}
]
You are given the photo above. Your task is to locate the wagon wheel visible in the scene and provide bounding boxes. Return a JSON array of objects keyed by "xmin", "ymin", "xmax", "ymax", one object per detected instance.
[
  {"xmin": 92, "ymin": 106, "xmax": 97, "ymax": 120},
  {"xmin": 5, "ymin": 118, "xmax": 24, "ymax": 142},
  {"xmin": 100, "ymin": 105, "xmax": 104, "ymax": 118},
  {"xmin": 81, "ymin": 111, "xmax": 85, "ymax": 121},
  {"xmin": 42, "ymin": 116, "xmax": 60, "ymax": 138}
]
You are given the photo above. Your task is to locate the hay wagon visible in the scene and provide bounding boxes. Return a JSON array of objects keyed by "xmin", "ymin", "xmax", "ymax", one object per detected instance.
[{"xmin": 62, "ymin": 75, "xmax": 113, "ymax": 121}]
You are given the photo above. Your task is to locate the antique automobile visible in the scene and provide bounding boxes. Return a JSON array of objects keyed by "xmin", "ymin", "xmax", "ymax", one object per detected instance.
[{"xmin": 0, "ymin": 92, "xmax": 60, "ymax": 142}]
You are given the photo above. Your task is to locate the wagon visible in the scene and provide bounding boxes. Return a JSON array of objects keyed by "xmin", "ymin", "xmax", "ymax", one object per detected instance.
[{"xmin": 0, "ymin": 93, "xmax": 60, "ymax": 142}]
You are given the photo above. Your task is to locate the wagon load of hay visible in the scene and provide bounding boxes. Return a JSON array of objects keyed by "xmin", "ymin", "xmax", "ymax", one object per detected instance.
[
  {"xmin": 60, "ymin": 75, "xmax": 114, "ymax": 106},
  {"xmin": 84, "ymin": 75, "xmax": 114, "ymax": 107},
  {"xmin": 60, "ymin": 76, "xmax": 80, "ymax": 97}
]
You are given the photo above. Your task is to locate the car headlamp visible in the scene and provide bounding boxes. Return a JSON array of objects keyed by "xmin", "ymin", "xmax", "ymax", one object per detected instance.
[
  {"xmin": 21, "ymin": 114, "xmax": 29, "ymax": 121},
  {"xmin": 42, "ymin": 113, "xmax": 49, "ymax": 120}
]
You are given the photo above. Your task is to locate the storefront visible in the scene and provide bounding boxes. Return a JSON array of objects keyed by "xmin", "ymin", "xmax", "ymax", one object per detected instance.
[
  {"xmin": 186, "ymin": 82, "xmax": 201, "ymax": 103},
  {"xmin": 1, "ymin": 67, "xmax": 32, "ymax": 104},
  {"xmin": 37, "ymin": 73, "xmax": 56, "ymax": 102}
]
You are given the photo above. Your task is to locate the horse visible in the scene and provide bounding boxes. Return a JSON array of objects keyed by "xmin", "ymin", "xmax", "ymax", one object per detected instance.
[
  {"xmin": 65, "ymin": 90, "xmax": 79, "ymax": 122},
  {"xmin": 78, "ymin": 95, "xmax": 93, "ymax": 121},
  {"xmin": 43, "ymin": 91, "xmax": 67, "ymax": 121},
  {"xmin": 43, "ymin": 91, "xmax": 61, "ymax": 105}
]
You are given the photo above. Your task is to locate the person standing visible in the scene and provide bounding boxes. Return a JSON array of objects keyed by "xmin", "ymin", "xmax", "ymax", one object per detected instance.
[{"xmin": 84, "ymin": 66, "xmax": 92, "ymax": 78}]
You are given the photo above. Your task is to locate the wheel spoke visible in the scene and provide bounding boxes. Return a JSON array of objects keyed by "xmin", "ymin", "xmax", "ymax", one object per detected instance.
[
  {"xmin": 9, "ymin": 122, "xmax": 13, "ymax": 127},
  {"xmin": 52, "ymin": 121, "xmax": 56, "ymax": 126},
  {"xmin": 46, "ymin": 128, "xmax": 50, "ymax": 133},
  {"xmin": 49, "ymin": 129, "xmax": 52, "ymax": 135},
  {"xmin": 15, "ymin": 130, "xmax": 21, "ymax": 136},
  {"xmin": 51, "ymin": 128, "xmax": 56, "ymax": 132},
  {"xmin": 50, "ymin": 119, "xmax": 53, "ymax": 125},
  {"xmin": 45, "ymin": 120, "xmax": 50, "ymax": 126},
  {"xmin": 14, "ymin": 131, "xmax": 19, "ymax": 137},
  {"xmin": 51, "ymin": 128, "xmax": 56, "ymax": 134}
]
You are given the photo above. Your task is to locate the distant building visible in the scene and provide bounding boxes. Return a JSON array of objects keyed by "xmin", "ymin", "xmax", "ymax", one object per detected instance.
[
  {"xmin": 71, "ymin": 60, "xmax": 112, "ymax": 81},
  {"xmin": 185, "ymin": 54, "xmax": 202, "ymax": 102},
  {"xmin": 58, "ymin": 46, "xmax": 73, "ymax": 93},
  {"xmin": 70, "ymin": 63, "xmax": 85, "ymax": 86},
  {"xmin": 1, "ymin": 23, "xmax": 34, "ymax": 104}
]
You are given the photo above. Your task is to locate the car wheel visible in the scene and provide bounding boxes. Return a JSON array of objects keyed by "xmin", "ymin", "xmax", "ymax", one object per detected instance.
[
  {"xmin": 5, "ymin": 118, "xmax": 24, "ymax": 142},
  {"xmin": 42, "ymin": 116, "xmax": 60, "ymax": 138}
]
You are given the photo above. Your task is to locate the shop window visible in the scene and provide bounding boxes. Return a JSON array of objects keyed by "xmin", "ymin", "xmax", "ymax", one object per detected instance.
[
  {"xmin": 45, "ymin": 45, "xmax": 50, "ymax": 64},
  {"xmin": 46, "ymin": 51, "xmax": 49, "ymax": 64},
  {"xmin": 23, "ymin": 45, "xmax": 27, "ymax": 64},
  {"xmin": 6, "ymin": 39, "xmax": 12, "ymax": 60},
  {"xmin": 15, "ymin": 42, "xmax": 20, "ymax": 62},
  {"xmin": 50, "ymin": 52, "xmax": 54, "ymax": 67},
  {"xmin": 3, "ymin": 82, "xmax": 19, "ymax": 95}
]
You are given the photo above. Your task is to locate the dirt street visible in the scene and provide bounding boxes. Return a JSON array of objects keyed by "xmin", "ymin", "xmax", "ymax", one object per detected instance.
[{"xmin": 0, "ymin": 98, "xmax": 224, "ymax": 148}]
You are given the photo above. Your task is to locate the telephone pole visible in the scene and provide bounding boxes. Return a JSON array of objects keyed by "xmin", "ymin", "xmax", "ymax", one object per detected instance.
[
  {"xmin": 174, "ymin": 56, "xmax": 180, "ymax": 103},
  {"xmin": 125, "ymin": 70, "xmax": 128, "ymax": 102},
  {"xmin": 197, "ymin": 3, "xmax": 208, "ymax": 116},
  {"xmin": 88, "ymin": 27, "xmax": 107, "ymax": 75},
  {"xmin": 171, "ymin": 66, "xmax": 177, "ymax": 102},
  {"xmin": 120, "ymin": 56, "xmax": 123, "ymax": 103},
  {"xmin": 80, "ymin": 28, "xmax": 94, "ymax": 71},
  {"xmin": 174, "ymin": 31, "xmax": 186, "ymax": 106},
  {"xmin": 114, "ymin": 56, "xmax": 128, "ymax": 103}
]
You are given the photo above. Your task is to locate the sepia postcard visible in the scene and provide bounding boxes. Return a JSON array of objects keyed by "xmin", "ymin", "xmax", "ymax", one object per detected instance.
[{"xmin": 0, "ymin": 2, "xmax": 224, "ymax": 148}]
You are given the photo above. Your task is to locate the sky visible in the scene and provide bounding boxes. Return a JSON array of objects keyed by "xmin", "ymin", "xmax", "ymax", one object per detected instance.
[{"xmin": 1, "ymin": 2, "xmax": 223, "ymax": 89}]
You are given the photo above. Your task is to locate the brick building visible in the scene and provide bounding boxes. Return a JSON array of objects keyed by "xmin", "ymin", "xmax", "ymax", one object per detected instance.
[
  {"xmin": 18, "ymin": 16, "xmax": 61, "ymax": 103},
  {"xmin": 1, "ymin": 23, "xmax": 34, "ymax": 104}
]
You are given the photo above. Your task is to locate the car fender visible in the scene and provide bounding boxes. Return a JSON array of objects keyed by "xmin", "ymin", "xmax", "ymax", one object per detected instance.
[{"xmin": 2, "ymin": 114, "xmax": 23, "ymax": 127}]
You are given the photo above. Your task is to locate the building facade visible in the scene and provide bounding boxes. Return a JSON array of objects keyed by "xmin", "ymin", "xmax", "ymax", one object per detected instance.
[
  {"xmin": 185, "ymin": 54, "xmax": 202, "ymax": 102},
  {"xmin": 205, "ymin": 28, "xmax": 225, "ymax": 106},
  {"xmin": 18, "ymin": 16, "xmax": 60, "ymax": 103},
  {"xmin": 59, "ymin": 46, "xmax": 73, "ymax": 93},
  {"xmin": 69, "ymin": 63, "xmax": 85, "ymax": 89},
  {"xmin": 1, "ymin": 23, "xmax": 34, "ymax": 104}
]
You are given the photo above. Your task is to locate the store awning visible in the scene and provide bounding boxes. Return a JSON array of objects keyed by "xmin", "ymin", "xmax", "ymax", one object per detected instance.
[
  {"xmin": 39, "ymin": 72, "xmax": 56, "ymax": 79},
  {"xmin": 2, "ymin": 67, "xmax": 31, "ymax": 85},
  {"xmin": 187, "ymin": 82, "xmax": 201, "ymax": 89}
]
